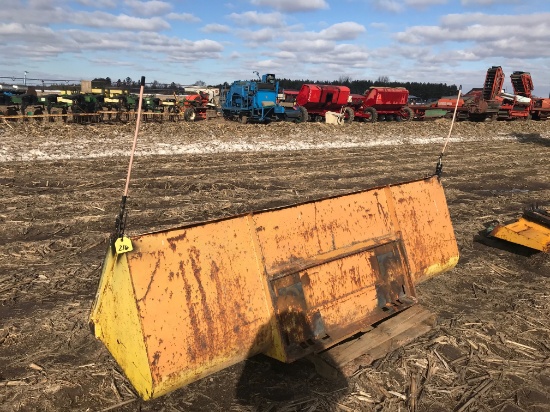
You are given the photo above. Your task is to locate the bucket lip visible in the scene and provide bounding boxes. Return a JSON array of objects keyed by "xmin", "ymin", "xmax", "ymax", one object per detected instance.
[{"xmin": 131, "ymin": 174, "xmax": 441, "ymax": 238}]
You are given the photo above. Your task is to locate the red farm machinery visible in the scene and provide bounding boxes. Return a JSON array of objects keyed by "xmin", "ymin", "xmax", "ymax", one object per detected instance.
[
  {"xmin": 412, "ymin": 66, "xmax": 550, "ymax": 122},
  {"xmin": 410, "ymin": 66, "xmax": 503, "ymax": 121},
  {"xmin": 459, "ymin": 66, "xmax": 505, "ymax": 121},
  {"xmin": 163, "ymin": 90, "xmax": 218, "ymax": 121},
  {"xmin": 295, "ymin": 84, "xmax": 413, "ymax": 123},
  {"xmin": 498, "ymin": 71, "xmax": 550, "ymax": 121},
  {"xmin": 349, "ymin": 87, "xmax": 413, "ymax": 122},
  {"xmin": 295, "ymin": 84, "xmax": 354, "ymax": 122}
]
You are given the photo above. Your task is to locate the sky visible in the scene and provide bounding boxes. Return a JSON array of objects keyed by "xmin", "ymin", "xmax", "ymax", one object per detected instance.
[{"xmin": 2, "ymin": 0, "xmax": 550, "ymax": 97}]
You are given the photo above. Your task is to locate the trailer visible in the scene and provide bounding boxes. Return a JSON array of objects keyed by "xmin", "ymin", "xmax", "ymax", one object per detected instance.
[
  {"xmin": 349, "ymin": 87, "xmax": 413, "ymax": 122},
  {"xmin": 295, "ymin": 84, "xmax": 353, "ymax": 123}
]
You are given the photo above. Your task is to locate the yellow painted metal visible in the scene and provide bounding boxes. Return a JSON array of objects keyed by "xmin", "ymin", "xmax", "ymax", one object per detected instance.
[
  {"xmin": 489, "ymin": 217, "xmax": 550, "ymax": 252},
  {"xmin": 90, "ymin": 251, "xmax": 153, "ymax": 397},
  {"xmin": 90, "ymin": 175, "xmax": 459, "ymax": 399},
  {"xmin": 104, "ymin": 97, "xmax": 121, "ymax": 104}
]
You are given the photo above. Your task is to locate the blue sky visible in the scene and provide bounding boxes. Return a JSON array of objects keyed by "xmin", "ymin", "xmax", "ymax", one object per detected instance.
[{"xmin": 2, "ymin": 0, "xmax": 550, "ymax": 96}]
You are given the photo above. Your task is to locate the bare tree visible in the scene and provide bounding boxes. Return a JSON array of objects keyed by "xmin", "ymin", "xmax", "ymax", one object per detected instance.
[
  {"xmin": 376, "ymin": 75, "xmax": 390, "ymax": 84},
  {"xmin": 338, "ymin": 75, "xmax": 352, "ymax": 84}
]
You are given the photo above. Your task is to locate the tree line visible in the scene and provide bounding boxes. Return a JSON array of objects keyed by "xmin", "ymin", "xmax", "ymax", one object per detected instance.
[
  {"xmin": 75, "ymin": 76, "xmax": 458, "ymax": 101},
  {"xmin": 276, "ymin": 76, "xmax": 459, "ymax": 101}
]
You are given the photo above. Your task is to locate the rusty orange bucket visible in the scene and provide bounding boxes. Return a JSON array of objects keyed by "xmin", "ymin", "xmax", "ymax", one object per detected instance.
[{"xmin": 89, "ymin": 174, "xmax": 458, "ymax": 399}]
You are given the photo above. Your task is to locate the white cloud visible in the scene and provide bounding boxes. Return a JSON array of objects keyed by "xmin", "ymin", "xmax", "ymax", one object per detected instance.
[
  {"xmin": 0, "ymin": 23, "xmax": 75, "ymax": 53},
  {"xmin": 277, "ymin": 38, "xmax": 336, "ymax": 53},
  {"xmin": 250, "ymin": 0, "xmax": 329, "ymax": 12},
  {"xmin": 232, "ymin": 21, "xmax": 368, "ymax": 75},
  {"xmin": 255, "ymin": 59, "xmax": 284, "ymax": 69},
  {"xmin": 319, "ymin": 22, "xmax": 366, "ymax": 40},
  {"xmin": 76, "ymin": 0, "xmax": 117, "ymax": 8},
  {"xmin": 201, "ymin": 23, "xmax": 231, "ymax": 33},
  {"xmin": 0, "ymin": 23, "xmax": 46, "ymax": 36},
  {"xmin": 370, "ymin": 0, "xmax": 447, "ymax": 11},
  {"xmin": 0, "ymin": 23, "xmax": 224, "ymax": 64},
  {"xmin": 166, "ymin": 13, "xmax": 201, "ymax": 23},
  {"xmin": 461, "ymin": 0, "xmax": 519, "ymax": 5},
  {"xmin": 227, "ymin": 11, "xmax": 286, "ymax": 27},
  {"xmin": 397, "ymin": 14, "xmax": 550, "ymax": 43},
  {"xmin": 124, "ymin": 0, "xmax": 172, "ymax": 16},
  {"xmin": 270, "ymin": 51, "xmax": 298, "ymax": 60},
  {"xmin": 0, "ymin": 5, "xmax": 66, "ymax": 25},
  {"xmin": 0, "ymin": 6, "xmax": 171, "ymax": 31},
  {"xmin": 394, "ymin": 13, "xmax": 550, "ymax": 62},
  {"xmin": 238, "ymin": 28, "xmax": 277, "ymax": 43},
  {"xmin": 405, "ymin": 0, "xmax": 447, "ymax": 7},
  {"xmin": 71, "ymin": 12, "xmax": 170, "ymax": 31},
  {"xmin": 440, "ymin": 12, "xmax": 550, "ymax": 27},
  {"xmin": 370, "ymin": 22, "xmax": 389, "ymax": 30},
  {"xmin": 370, "ymin": 0, "xmax": 404, "ymax": 12},
  {"xmin": 88, "ymin": 58, "xmax": 137, "ymax": 67}
]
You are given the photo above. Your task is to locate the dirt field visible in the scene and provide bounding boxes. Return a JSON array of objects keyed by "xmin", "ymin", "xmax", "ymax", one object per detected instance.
[{"xmin": 0, "ymin": 118, "xmax": 549, "ymax": 412}]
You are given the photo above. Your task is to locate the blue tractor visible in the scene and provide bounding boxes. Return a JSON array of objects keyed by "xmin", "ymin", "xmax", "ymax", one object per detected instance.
[{"xmin": 222, "ymin": 73, "xmax": 307, "ymax": 123}]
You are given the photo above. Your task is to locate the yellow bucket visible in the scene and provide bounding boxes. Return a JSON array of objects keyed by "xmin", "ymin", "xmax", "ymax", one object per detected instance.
[{"xmin": 90, "ymin": 175, "xmax": 458, "ymax": 399}]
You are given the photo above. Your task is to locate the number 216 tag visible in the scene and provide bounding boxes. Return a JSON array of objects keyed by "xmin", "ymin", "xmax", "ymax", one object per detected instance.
[{"xmin": 115, "ymin": 236, "xmax": 133, "ymax": 255}]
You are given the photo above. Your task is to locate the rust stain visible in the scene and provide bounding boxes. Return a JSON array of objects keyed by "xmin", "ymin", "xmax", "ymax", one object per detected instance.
[
  {"xmin": 167, "ymin": 231, "xmax": 187, "ymax": 252},
  {"xmin": 188, "ymin": 246, "xmax": 217, "ymax": 356},
  {"xmin": 210, "ymin": 260, "xmax": 220, "ymax": 280},
  {"xmin": 150, "ymin": 351, "xmax": 162, "ymax": 384},
  {"xmin": 136, "ymin": 252, "xmax": 163, "ymax": 303}
]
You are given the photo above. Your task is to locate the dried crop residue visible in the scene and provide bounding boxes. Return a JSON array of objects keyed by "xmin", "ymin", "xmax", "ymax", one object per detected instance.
[{"xmin": 0, "ymin": 119, "xmax": 549, "ymax": 411}]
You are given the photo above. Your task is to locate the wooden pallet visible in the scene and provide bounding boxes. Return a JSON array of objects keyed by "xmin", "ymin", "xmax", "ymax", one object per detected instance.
[{"xmin": 308, "ymin": 304, "xmax": 436, "ymax": 379}]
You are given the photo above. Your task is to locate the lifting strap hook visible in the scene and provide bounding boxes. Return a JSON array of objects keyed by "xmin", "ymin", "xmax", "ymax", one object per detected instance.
[
  {"xmin": 111, "ymin": 76, "xmax": 146, "ymax": 246},
  {"xmin": 435, "ymin": 153, "xmax": 444, "ymax": 179},
  {"xmin": 114, "ymin": 195, "xmax": 128, "ymax": 241},
  {"xmin": 434, "ymin": 85, "xmax": 461, "ymax": 179}
]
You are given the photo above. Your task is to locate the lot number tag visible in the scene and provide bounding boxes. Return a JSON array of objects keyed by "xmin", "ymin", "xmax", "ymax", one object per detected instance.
[{"xmin": 115, "ymin": 236, "xmax": 133, "ymax": 254}]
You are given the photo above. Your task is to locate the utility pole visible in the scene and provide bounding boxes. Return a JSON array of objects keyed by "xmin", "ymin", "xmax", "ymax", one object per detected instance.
[{"xmin": 24, "ymin": 71, "xmax": 28, "ymax": 86}]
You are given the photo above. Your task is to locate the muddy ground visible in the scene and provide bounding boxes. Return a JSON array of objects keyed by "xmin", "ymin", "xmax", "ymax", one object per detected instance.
[{"xmin": 0, "ymin": 118, "xmax": 549, "ymax": 412}]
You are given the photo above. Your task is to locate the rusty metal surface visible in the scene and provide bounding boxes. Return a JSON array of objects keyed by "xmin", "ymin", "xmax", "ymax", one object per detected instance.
[
  {"xmin": 90, "ymin": 175, "xmax": 459, "ymax": 399},
  {"xmin": 127, "ymin": 215, "xmax": 274, "ymax": 396},
  {"xmin": 389, "ymin": 177, "xmax": 459, "ymax": 282}
]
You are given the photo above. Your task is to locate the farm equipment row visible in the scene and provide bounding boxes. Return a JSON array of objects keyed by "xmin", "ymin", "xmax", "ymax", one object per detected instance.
[
  {"xmin": 0, "ymin": 85, "xmax": 218, "ymax": 123},
  {"xmin": 2, "ymin": 67, "xmax": 549, "ymax": 124},
  {"xmin": 221, "ymin": 73, "xmax": 413, "ymax": 124}
]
